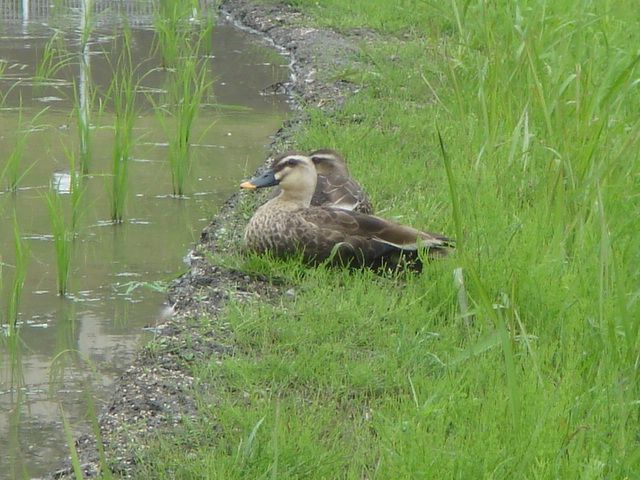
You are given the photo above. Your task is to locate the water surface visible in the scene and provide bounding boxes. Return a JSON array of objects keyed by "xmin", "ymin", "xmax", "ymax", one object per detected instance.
[{"xmin": 0, "ymin": 9, "xmax": 289, "ymax": 478}]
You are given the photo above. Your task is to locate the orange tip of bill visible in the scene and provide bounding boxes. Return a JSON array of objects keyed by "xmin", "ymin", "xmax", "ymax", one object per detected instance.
[{"xmin": 240, "ymin": 181, "xmax": 257, "ymax": 190}]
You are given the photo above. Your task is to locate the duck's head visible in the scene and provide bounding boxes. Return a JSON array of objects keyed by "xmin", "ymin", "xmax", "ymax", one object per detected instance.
[
  {"xmin": 309, "ymin": 149, "xmax": 349, "ymax": 177},
  {"xmin": 240, "ymin": 152, "xmax": 317, "ymax": 206}
]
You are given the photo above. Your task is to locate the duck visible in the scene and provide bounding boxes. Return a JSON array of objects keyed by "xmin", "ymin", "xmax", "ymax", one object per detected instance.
[
  {"xmin": 268, "ymin": 149, "xmax": 373, "ymax": 214},
  {"xmin": 308, "ymin": 149, "xmax": 374, "ymax": 214},
  {"xmin": 240, "ymin": 151, "xmax": 453, "ymax": 269}
]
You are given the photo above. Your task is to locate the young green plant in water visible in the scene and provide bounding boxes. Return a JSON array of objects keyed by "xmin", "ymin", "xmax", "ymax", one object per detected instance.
[
  {"xmin": 153, "ymin": 0, "xmax": 207, "ymax": 68},
  {"xmin": 107, "ymin": 27, "xmax": 136, "ymax": 223},
  {"xmin": 154, "ymin": 14, "xmax": 213, "ymax": 196},
  {"xmin": 1, "ymin": 105, "xmax": 49, "ymax": 192},
  {"xmin": 45, "ymin": 189, "xmax": 73, "ymax": 296},
  {"xmin": 33, "ymin": 30, "xmax": 73, "ymax": 93},
  {"xmin": 77, "ymin": 0, "xmax": 95, "ymax": 173},
  {"xmin": 45, "ymin": 148, "xmax": 85, "ymax": 296},
  {"xmin": 6, "ymin": 215, "xmax": 28, "ymax": 333},
  {"xmin": 167, "ymin": 54, "xmax": 211, "ymax": 196}
]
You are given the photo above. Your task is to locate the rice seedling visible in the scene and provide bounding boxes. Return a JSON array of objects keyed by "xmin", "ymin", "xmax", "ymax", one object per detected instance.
[
  {"xmin": 3, "ymin": 115, "xmax": 28, "ymax": 192},
  {"xmin": 107, "ymin": 27, "xmax": 136, "ymax": 223},
  {"xmin": 152, "ymin": 2, "xmax": 185, "ymax": 69},
  {"xmin": 153, "ymin": 20, "xmax": 214, "ymax": 196},
  {"xmin": 76, "ymin": 91, "xmax": 92, "ymax": 174},
  {"xmin": 165, "ymin": 55, "xmax": 212, "ymax": 196},
  {"xmin": 67, "ymin": 149, "xmax": 87, "ymax": 234},
  {"xmin": 83, "ymin": 376, "xmax": 113, "ymax": 480},
  {"xmin": 1, "ymin": 105, "xmax": 49, "ymax": 192},
  {"xmin": 6, "ymin": 214, "xmax": 28, "ymax": 334},
  {"xmin": 51, "ymin": 347, "xmax": 112, "ymax": 480},
  {"xmin": 77, "ymin": 0, "xmax": 95, "ymax": 173},
  {"xmin": 45, "ymin": 188, "xmax": 73, "ymax": 296},
  {"xmin": 153, "ymin": 0, "xmax": 211, "ymax": 68},
  {"xmin": 150, "ymin": 0, "xmax": 214, "ymax": 196},
  {"xmin": 7, "ymin": 386, "xmax": 27, "ymax": 478},
  {"xmin": 42, "ymin": 145, "xmax": 85, "ymax": 297},
  {"xmin": 60, "ymin": 405, "xmax": 84, "ymax": 480},
  {"xmin": 33, "ymin": 30, "xmax": 73, "ymax": 92}
]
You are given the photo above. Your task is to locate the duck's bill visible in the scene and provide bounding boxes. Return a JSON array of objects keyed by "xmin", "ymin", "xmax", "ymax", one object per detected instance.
[{"xmin": 240, "ymin": 169, "xmax": 279, "ymax": 189}]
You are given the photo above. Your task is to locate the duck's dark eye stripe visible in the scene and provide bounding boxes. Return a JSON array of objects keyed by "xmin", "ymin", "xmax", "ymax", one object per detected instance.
[{"xmin": 275, "ymin": 157, "xmax": 302, "ymax": 171}]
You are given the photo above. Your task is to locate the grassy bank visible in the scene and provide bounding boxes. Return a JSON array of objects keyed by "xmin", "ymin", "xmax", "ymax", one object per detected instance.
[{"xmin": 134, "ymin": 1, "xmax": 639, "ymax": 478}]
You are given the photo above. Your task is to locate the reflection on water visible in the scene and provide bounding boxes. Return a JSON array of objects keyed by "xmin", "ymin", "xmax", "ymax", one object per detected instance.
[{"xmin": 0, "ymin": 7, "xmax": 289, "ymax": 478}]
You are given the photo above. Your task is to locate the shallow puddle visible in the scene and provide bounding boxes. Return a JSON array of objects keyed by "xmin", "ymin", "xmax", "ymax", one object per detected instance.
[{"xmin": 0, "ymin": 3, "xmax": 289, "ymax": 477}]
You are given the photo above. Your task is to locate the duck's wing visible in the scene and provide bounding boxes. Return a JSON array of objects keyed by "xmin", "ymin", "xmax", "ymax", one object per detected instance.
[
  {"xmin": 298, "ymin": 207, "xmax": 453, "ymax": 265},
  {"xmin": 312, "ymin": 174, "xmax": 374, "ymax": 214}
]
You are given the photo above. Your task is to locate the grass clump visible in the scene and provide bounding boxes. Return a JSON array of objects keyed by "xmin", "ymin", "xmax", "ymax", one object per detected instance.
[{"xmin": 134, "ymin": 0, "xmax": 640, "ymax": 478}]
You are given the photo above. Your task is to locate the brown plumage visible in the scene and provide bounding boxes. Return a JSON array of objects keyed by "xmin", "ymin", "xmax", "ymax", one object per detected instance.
[
  {"xmin": 308, "ymin": 149, "xmax": 374, "ymax": 214},
  {"xmin": 240, "ymin": 152, "xmax": 453, "ymax": 269},
  {"xmin": 269, "ymin": 149, "xmax": 373, "ymax": 214}
]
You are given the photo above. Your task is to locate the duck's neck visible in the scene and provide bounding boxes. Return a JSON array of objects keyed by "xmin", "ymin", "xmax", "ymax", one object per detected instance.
[{"xmin": 269, "ymin": 189, "xmax": 312, "ymax": 209}]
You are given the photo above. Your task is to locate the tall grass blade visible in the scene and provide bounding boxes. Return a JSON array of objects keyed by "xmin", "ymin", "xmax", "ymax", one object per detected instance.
[{"xmin": 437, "ymin": 126, "xmax": 462, "ymax": 247}]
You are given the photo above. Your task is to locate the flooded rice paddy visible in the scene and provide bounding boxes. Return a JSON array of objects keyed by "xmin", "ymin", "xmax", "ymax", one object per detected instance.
[{"xmin": 0, "ymin": 5, "xmax": 289, "ymax": 478}]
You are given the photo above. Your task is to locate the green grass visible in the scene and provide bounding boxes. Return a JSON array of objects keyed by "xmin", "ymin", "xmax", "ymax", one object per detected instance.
[{"xmin": 133, "ymin": 0, "xmax": 640, "ymax": 478}]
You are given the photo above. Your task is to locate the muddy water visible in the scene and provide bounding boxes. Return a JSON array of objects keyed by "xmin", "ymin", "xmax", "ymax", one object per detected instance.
[{"xmin": 0, "ymin": 12, "xmax": 289, "ymax": 479}]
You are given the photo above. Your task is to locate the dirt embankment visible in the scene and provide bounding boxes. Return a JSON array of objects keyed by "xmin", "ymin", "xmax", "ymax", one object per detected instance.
[{"xmin": 50, "ymin": 1, "xmax": 368, "ymax": 478}]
